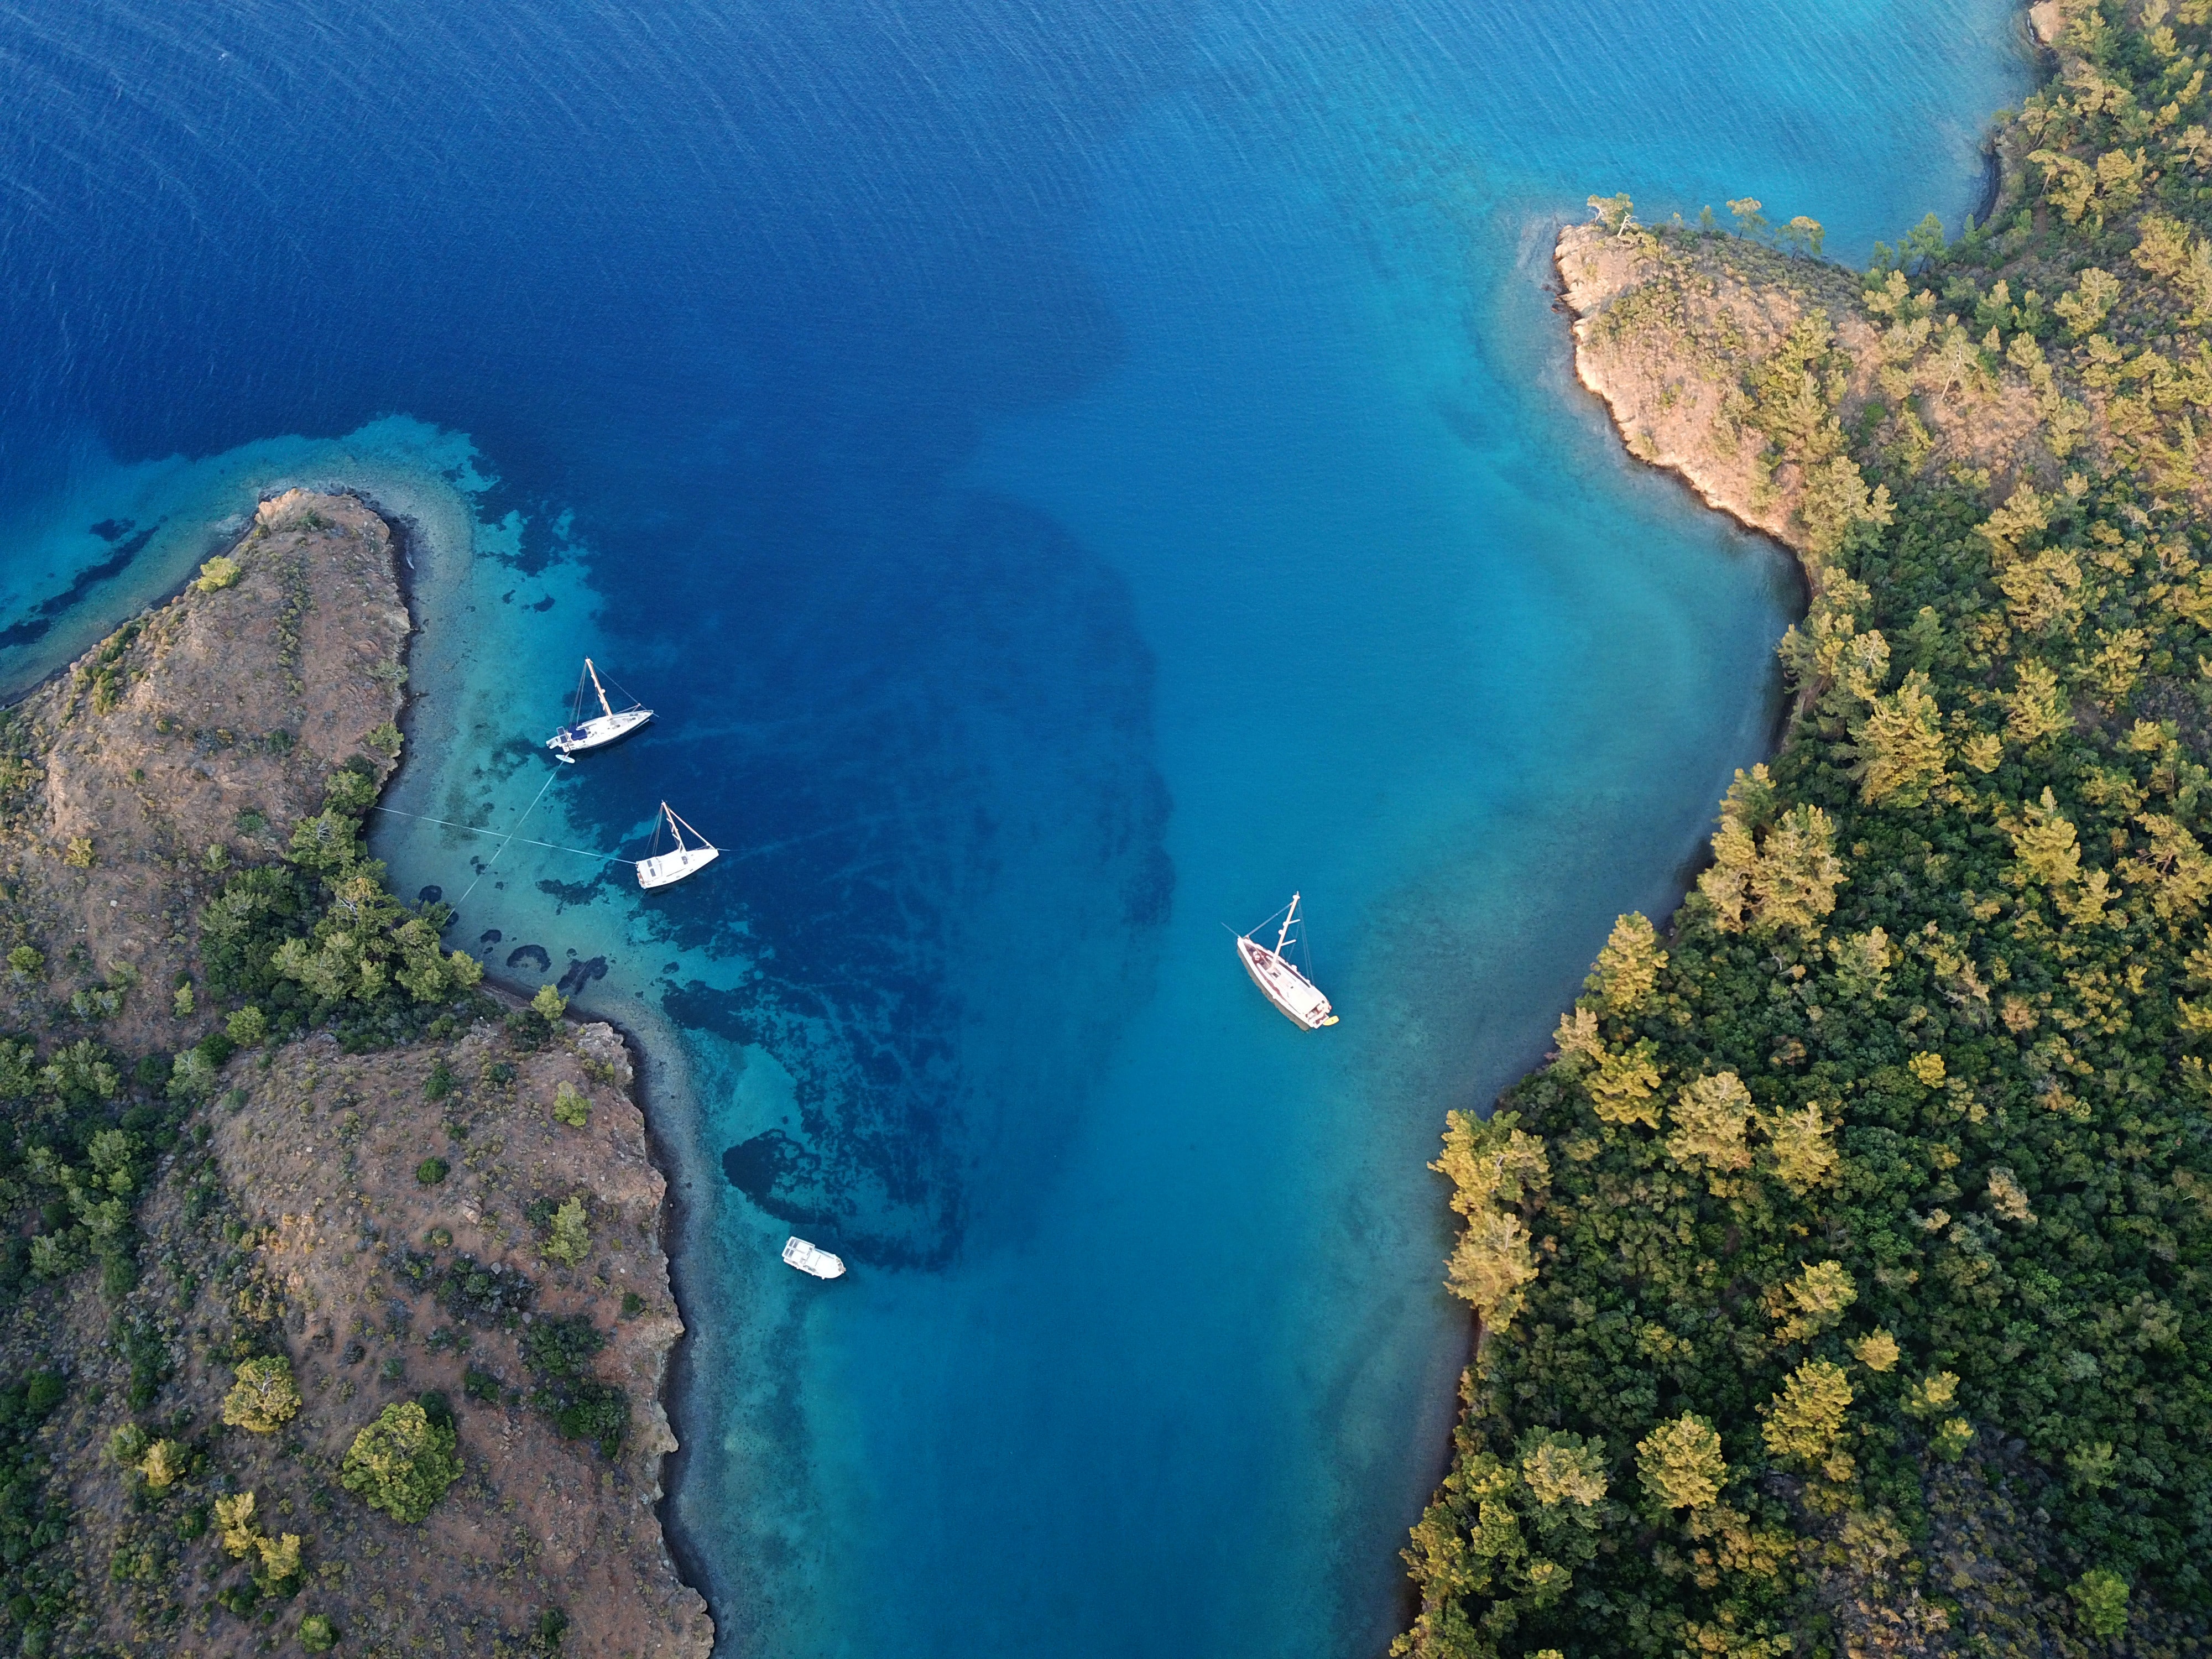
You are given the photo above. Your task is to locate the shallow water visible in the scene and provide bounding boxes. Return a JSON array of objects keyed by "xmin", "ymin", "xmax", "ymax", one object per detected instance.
[{"xmin": 0, "ymin": 0, "xmax": 2028, "ymax": 1652}]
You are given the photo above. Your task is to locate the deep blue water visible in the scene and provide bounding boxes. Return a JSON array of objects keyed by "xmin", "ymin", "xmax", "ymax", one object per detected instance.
[{"xmin": 0, "ymin": 0, "xmax": 2027, "ymax": 1653}]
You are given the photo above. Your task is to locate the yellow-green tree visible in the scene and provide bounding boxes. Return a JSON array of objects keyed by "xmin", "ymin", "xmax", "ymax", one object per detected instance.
[
  {"xmin": 1760, "ymin": 1360, "xmax": 1854, "ymax": 1477},
  {"xmin": 1583, "ymin": 913, "xmax": 1665, "ymax": 1016},
  {"xmin": 1846, "ymin": 670, "xmax": 1947, "ymax": 806},
  {"xmin": 541, "ymin": 1196, "xmax": 592, "ymax": 1267},
  {"xmin": 1769, "ymin": 1261, "xmax": 1856, "ymax": 1343},
  {"xmin": 222, "ymin": 1354, "xmax": 301, "ymax": 1434},
  {"xmin": 1758, "ymin": 1099, "xmax": 1839, "ymax": 1193},
  {"xmin": 1636, "ymin": 1413, "xmax": 1727, "ymax": 1512},
  {"xmin": 1664, "ymin": 1072, "xmax": 1754, "ymax": 1192}
]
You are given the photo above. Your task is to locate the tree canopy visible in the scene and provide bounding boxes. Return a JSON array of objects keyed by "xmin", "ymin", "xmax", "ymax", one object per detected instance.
[{"xmin": 1405, "ymin": 4, "xmax": 2212, "ymax": 1653}]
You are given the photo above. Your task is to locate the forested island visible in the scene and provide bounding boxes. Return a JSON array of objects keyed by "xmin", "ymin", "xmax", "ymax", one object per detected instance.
[
  {"xmin": 1401, "ymin": 2, "xmax": 2212, "ymax": 1656},
  {"xmin": 0, "ymin": 491, "xmax": 710, "ymax": 1656}
]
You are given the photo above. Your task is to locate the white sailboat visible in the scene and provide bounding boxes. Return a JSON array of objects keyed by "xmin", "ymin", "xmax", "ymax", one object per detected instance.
[
  {"xmin": 546, "ymin": 658, "xmax": 653, "ymax": 762},
  {"xmin": 1236, "ymin": 892, "xmax": 1339, "ymax": 1030},
  {"xmin": 781, "ymin": 1236, "xmax": 847, "ymax": 1279},
  {"xmin": 635, "ymin": 802, "xmax": 720, "ymax": 890}
]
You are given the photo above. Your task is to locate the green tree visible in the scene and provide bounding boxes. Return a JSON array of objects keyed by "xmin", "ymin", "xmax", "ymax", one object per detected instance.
[
  {"xmin": 340, "ymin": 1402, "xmax": 459, "ymax": 1524},
  {"xmin": 552, "ymin": 1081, "xmax": 590, "ymax": 1128},
  {"xmin": 541, "ymin": 1197, "xmax": 591, "ymax": 1267},
  {"xmin": 1900, "ymin": 210, "xmax": 1946, "ymax": 268},
  {"xmin": 1587, "ymin": 193, "xmax": 1635, "ymax": 236},
  {"xmin": 2070, "ymin": 1569, "xmax": 2129, "ymax": 1639}
]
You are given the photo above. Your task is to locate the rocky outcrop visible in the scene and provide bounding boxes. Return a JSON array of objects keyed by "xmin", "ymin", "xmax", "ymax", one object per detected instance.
[
  {"xmin": 1554, "ymin": 221, "xmax": 2046, "ymax": 561},
  {"xmin": 0, "ymin": 489, "xmax": 408, "ymax": 1055}
]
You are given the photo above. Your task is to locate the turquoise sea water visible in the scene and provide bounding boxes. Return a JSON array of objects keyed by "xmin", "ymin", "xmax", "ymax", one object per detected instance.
[{"xmin": 0, "ymin": 0, "xmax": 2028, "ymax": 1652}]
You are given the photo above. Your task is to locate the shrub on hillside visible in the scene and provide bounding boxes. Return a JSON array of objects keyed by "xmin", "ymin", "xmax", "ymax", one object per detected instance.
[{"xmin": 339, "ymin": 1401, "xmax": 459, "ymax": 1524}]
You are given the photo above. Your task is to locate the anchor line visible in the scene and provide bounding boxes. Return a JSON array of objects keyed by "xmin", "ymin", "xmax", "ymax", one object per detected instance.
[
  {"xmin": 368, "ymin": 802, "xmax": 636, "ymax": 867},
  {"xmin": 425, "ymin": 770, "xmax": 580, "ymax": 910}
]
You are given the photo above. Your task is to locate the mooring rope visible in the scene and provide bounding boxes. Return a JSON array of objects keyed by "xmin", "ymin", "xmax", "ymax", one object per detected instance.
[
  {"xmin": 369, "ymin": 802, "xmax": 635, "ymax": 865},
  {"xmin": 450, "ymin": 769, "xmax": 559, "ymax": 907},
  {"xmin": 394, "ymin": 767, "xmax": 627, "ymax": 911}
]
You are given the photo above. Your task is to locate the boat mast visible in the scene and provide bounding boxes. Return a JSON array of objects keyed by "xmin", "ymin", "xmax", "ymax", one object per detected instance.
[
  {"xmin": 1275, "ymin": 892, "xmax": 1301, "ymax": 957},
  {"xmin": 585, "ymin": 658, "xmax": 615, "ymax": 720},
  {"xmin": 662, "ymin": 802, "xmax": 686, "ymax": 854}
]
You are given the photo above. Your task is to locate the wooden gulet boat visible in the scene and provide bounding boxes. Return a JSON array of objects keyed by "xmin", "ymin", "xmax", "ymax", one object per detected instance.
[
  {"xmin": 1236, "ymin": 891, "xmax": 1338, "ymax": 1030},
  {"xmin": 635, "ymin": 802, "xmax": 720, "ymax": 890},
  {"xmin": 547, "ymin": 658, "xmax": 653, "ymax": 761}
]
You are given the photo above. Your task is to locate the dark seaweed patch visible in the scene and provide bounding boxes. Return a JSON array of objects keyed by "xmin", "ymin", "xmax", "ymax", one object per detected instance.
[
  {"xmin": 0, "ymin": 522, "xmax": 160, "ymax": 649},
  {"xmin": 555, "ymin": 955, "xmax": 607, "ymax": 997},
  {"xmin": 536, "ymin": 875, "xmax": 606, "ymax": 912}
]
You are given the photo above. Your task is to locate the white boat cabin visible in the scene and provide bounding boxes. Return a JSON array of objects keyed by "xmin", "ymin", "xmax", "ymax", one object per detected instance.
[{"xmin": 782, "ymin": 1237, "xmax": 846, "ymax": 1279}]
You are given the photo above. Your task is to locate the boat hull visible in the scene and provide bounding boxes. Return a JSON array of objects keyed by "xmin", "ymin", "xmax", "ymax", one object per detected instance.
[
  {"xmin": 1236, "ymin": 936, "xmax": 1337, "ymax": 1029},
  {"xmin": 782, "ymin": 1237, "xmax": 846, "ymax": 1279},
  {"xmin": 547, "ymin": 707, "xmax": 653, "ymax": 757},
  {"xmin": 637, "ymin": 845, "xmax": 719, "ymax": 890}
]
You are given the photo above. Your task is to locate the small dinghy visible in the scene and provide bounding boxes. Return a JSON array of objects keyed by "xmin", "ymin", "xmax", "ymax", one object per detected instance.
[
  {"xmin": 547, "ymin": 658, "xmax": 653, "ymax": 762},
  {"xmin": 635, "ymin": 802, "xmax": 720, "ymax": 890},
  {"xmin": 782, "ymin": 1236, "xmax": 846, "ymax": 1279},
  {"xmin": 1236, "ymin": 891, "xmax": 1339, "ymax": 1030}
]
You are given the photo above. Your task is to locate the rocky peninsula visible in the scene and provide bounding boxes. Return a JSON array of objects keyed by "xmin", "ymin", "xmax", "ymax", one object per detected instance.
[{"xmin": 0, "ymin": 491, "xmax": 710, "ymax": 1656}]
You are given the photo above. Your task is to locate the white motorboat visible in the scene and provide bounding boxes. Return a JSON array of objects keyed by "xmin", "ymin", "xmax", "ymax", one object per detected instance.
[
  {"xmin": 635, "ymin": 802, "xmax": 720, "ymax": 890},
  {"xmin": 782, "ymin": 1236, "xmax": 846, "ymax": 1279},
  {"xmin": 546, "ymin": 658, "xmax": 653, "ymax": 762},
  {"xmin": 1236, "ymin": 892, "xmax": 1339, "ymax": 1030}
]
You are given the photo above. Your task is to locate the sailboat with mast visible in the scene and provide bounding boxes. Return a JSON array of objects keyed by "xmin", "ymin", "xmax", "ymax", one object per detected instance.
[
  {"xmin": 1235, "ymin": 892, "xmax": 1339, "ymax": 1029},
  {"xmin": 636, "ymin": 802, "xmax": 720, "ymax": 890},
  {"xmin": 546, "ymin": 658, "xmax": 653, "ymax": 762}
]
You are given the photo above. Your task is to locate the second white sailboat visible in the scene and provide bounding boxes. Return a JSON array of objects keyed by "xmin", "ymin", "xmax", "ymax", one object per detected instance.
[{"xmin": 637, "ymin": 802, "xmax": 720, "ymax": 890}]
